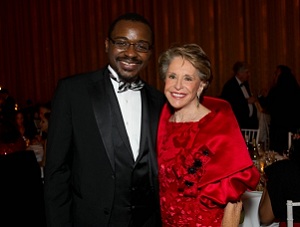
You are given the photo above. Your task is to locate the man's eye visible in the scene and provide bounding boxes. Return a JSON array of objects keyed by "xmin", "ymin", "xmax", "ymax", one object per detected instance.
[
  {"xmin": 137, "ymin": 44, "xmax": 148, "ymax": 50},
  {"xmin": 115, "ymin": 41, "xmax": 127, "ymax": 47}
]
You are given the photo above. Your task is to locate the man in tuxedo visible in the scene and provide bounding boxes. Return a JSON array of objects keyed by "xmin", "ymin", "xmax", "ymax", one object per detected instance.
[
  {"xmin": 220, "ymin": 61, "xmax": 258, "ymax": 129},
  {"xmin": 44, "ymin": 13, "xmax": 165, "ymax": 227}
]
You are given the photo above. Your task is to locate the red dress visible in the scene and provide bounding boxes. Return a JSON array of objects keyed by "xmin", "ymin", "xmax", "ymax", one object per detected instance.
[{"xmin": 157, "ymin": 96, "xmax": 260, "ymax": 227}]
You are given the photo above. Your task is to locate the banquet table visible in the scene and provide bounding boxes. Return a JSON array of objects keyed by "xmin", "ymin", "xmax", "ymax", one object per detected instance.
[{"xmin": 239, "ymin": 190, "xmax": 279, "ymax": 227}]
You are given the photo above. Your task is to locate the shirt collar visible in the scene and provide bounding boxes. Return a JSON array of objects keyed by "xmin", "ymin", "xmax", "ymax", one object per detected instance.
[
  {"xmin": 235, "ymin": 76, "xmax": 243, "ymax": 86},
  {"xmin": 108, "ymin": 65, "xmax": 119, "ymax": 81}
]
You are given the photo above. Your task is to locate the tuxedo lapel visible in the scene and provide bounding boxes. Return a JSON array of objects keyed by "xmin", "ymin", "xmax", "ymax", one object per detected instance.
[
  {"xmin": 108, "ymin": 86, "xmax": 133, "ymax": 157},
  {"xmin": 89, "ymin": 70, "xmax": 115, "ymax": 170},
  {"xmin": 89, "ymin": 69, "xmax": 133, "ymax": 170},
  {"xmin": 134, "ymin": 87, "xmax": 159, "ymax": 175},
  {"xmin": 244, "ymin": 81, "xmax": 252, "ymax": 96},
  {"xmin": 234, "ymin": 78, "xmax": 246, "ymax": 97},
  {"xmin": 135, "ymin": 89, "xmax": 150, "ymax": 163}
]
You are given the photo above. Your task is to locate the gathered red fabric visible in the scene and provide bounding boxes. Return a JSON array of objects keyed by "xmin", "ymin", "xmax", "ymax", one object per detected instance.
[{"xmin": 157, "ymin": 96, "xmax": 260, "ymax": 227}]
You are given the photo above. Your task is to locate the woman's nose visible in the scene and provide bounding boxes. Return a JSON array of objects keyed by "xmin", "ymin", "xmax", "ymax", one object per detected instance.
[{"xmin": 174, "ymin": 79, "xmax": 183, "ymax": 89}]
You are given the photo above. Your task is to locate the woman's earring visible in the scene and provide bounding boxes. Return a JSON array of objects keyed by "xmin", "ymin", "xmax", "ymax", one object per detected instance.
[{"xmin": 196, "ymin": 94, "xmax": 200, "ymax": 107}]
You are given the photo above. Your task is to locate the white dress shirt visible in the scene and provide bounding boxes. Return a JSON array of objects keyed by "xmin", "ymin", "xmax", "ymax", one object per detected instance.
[
  {"xmin": 236, "ymin": 77, "xmax": 253, "ymax": 117},
  {"xmin": 108, "ymin": 65, "xmax": 141, "ymax": 161}
]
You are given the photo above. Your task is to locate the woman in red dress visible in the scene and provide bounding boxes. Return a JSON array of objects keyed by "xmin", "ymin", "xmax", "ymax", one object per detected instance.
[{"xmin": 157, "ymin": 44, "xmax": 260, "ymax": 226}]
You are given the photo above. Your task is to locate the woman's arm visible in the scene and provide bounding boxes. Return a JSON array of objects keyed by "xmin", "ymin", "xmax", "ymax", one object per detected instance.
[
  {"xmin": 259, "ymin": 186, "xmax": 276, "ymax": 225},
  {"xmin": 221, "ymin": 201, "xmax": 243, "ymax": 227}
]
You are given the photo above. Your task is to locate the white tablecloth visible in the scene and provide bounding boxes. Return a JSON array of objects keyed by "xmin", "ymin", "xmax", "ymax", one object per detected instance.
[{"xmin": 239, "ymin": 190, "xmax": 279, "ymax": 227}]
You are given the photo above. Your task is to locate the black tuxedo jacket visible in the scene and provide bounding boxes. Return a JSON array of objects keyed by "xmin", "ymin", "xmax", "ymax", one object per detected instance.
[
  {"xmin": 44, "ymin": 68, "xmax": 165, "ymax": 227},
  {"xmin": 220, "ymin": 76, "xmax": 258, "ymax": 129}
]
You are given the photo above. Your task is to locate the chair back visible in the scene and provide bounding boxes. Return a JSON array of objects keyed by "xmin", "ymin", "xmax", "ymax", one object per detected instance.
[
  {"xmin": 288, "ymin": 132, "xmax": 293, "ymax": 150},
  {"xmin": 287, "ymin": 200, "xmax": 300, "ymax": 227},
  {"xmin": 241, "ymin": 128, "xmax": 260, "ymax": 145}
]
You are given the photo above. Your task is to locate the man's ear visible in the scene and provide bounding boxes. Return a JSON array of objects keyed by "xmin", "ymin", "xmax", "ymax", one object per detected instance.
[{"xmin": 105, "ymin": 38, "xmax": 109, "ymax": 53}]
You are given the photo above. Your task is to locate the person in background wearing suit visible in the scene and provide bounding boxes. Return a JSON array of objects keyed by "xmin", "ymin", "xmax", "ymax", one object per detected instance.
[
  {"xmin": 220, "ymin": 61, "xmax": 259, "ymax": 129},
  {"xmin": 44, "ymin": 13, "xmax": 165, "ymax": 227}
]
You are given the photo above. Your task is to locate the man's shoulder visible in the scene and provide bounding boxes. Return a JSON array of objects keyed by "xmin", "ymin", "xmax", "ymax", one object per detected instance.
[
  {"xmin": 55, "ymin": 69, "xmax": 108, "ymax": 92},
  {"xmin": 221, "ymin": 77, "xmax": 240, "ymax": 95},
  {"xmin": 60, "ymin": 68, "xmax": 106, "ymax": 83},
  {"xmin": 203, "ymin": 96, "xmax": 233, "ymax": 112},
  {"xmin": 223, "ymin": 76, "xmax": 238, "ymax": 87}
]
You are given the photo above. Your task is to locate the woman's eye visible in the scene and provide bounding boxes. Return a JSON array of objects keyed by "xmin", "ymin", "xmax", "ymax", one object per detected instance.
[
  {"xmin": 168, "ymin": 74, "xmax": 176, "ymax": 79},
  {"xmin": 184, "ymin": 77, "xmax": 193, "ymax": 81}
]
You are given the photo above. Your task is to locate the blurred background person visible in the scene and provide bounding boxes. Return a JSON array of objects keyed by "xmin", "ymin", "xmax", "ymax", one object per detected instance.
[
  {"xmin": 38, "ymin": 101, "xmax": 51, "ymax": 121},
  {"xmin": 0, "ymin": 88, "xmax": 16, "ymax": 120},
  {"xmin": 258, "ymin": 65, "xmax": 300, "ymax": 154},
  {"xmin": 220, "ymin": 61, "xmax": 259, "ymax": 129},
  {"xmin": 259, "ymin": 132, "xmax": 300, "ymax": 226},
  {"xmin": 13, "ymin": 109, "xmax": 38, "ymax": 144},
  {"xmin": 39, "ymin": 111, "xmax": 50, "ymax": 168},
  {"xmin": 36, "ymin": 101, "xmax": 51, "ymax": 142},
  {"xmin": 22, "ymin": 99, "xmax": 41, "ymax": 133},
  {"xmin": 0, "ymin": 118, "xmax": 46, "ymax": 226},
  {"xmin": 0, "ymin": 118, "xmax": 26, "ymax": 156},
  {"xmin": 24, "ymin": 103, "xmax": 51, "ymax": 169}
]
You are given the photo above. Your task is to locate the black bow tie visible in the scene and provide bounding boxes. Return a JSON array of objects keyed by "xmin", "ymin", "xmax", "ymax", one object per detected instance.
[{"xmin": 110, "ymin": 74, "xmax": 144, "ymax": 93}]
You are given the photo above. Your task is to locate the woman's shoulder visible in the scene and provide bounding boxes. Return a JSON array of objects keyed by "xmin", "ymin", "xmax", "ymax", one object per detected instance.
[
  {"xmin": 202, "ymin": 96, "xmax": 234, "ymax": 115},
  {"xmin": 203, "ymin": 96, "xmax": 231, "ymax": 107}
]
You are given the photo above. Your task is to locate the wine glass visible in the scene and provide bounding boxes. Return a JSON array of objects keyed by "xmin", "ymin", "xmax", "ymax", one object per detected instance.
[{"xmin": 283, "ymin": 149, "xmax": 290, "ymax": 158}]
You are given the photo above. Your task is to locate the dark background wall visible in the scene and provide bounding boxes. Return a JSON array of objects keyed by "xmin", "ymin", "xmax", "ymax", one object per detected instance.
[{"xmin": 1, "ymin": 0, "xmax": 299, "ymax": 107}]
